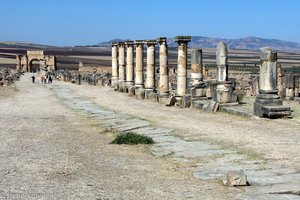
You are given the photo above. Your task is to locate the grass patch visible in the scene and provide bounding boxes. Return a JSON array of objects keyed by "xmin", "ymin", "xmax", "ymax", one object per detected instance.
[{"xmin": 111, "ymin": 132, "xmax": 154, "ymax": 145}]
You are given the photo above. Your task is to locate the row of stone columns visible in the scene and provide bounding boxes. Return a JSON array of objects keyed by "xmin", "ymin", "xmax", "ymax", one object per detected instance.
[
  {"xmin": 111, "ymin": 37, "xmax": 290, "ymax": 118},
  {"xmin": 111, "ymin": 36, "xmax": 192, "ymax": 104}
]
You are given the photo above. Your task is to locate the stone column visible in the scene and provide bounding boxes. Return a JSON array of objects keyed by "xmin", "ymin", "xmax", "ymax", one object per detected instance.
[
  {"xmin": 175, "ymin": 36, "xmax": 191, "ymax": 107},
  {"xmin": 216, "ymin": 41, "xmax": 228, "ymax": 82},
  {"xmin": 157, "ymin": 37, "xmax": 169, "ymax": 103},
  {"xmin": 254, "ymin": 47, "xmax": 291, "ymax": 118},
  {"xmin": 118, "ymin": 42, "xmax": 126, "ymax": 92},
  {"xmin": 16, "ymin": 54, "xmax": 21, "ymax": 70},
  {"xmin": 125, "ymin": 41, "xmax": 134, "ymax": 95},
  {"xmin": 134, "ymin": 40, "xmax": 145, "ymax": 99},
  {"xmin": 190, "ymin": 49, "xmax": 206, "ymax": 100},
  {"xmin": 214, "ymin": 41, "xmax": 237, "ymax": 104},
  {"xmin": 277, "ymin": 63, "xmax": 285, "ymax": 98},
  {"xmin": 111, "ymin": 43, "xmax": 118, "ymax": 90},
  {"xmin": 144, "ymin": 40, "xmax": 158, "ymax": 101}
]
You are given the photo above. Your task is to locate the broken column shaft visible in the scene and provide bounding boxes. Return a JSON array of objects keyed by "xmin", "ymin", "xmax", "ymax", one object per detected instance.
[
  {"xmin": 134, "ymin": 40, "xmax": 145, "ymax": 99},
  {"xmin": 190, "ymin": 49, "xmax": 206, "ymax": 99},
  {"xmin": 254, "ymin": 47, "xmax": 291, "ymax": 118},
  {"xmin": 117, "ymin": 42, "xmax": 126, "ymax": 92},
  {"xmin": 111, "ymin": 43, "xmax": 118, "ymax": 90},
  {"xmin": 125, "ymin": 41, "xmax": 134, "ymax": 94},
  {"xmin": 157, "ymin": 37, "xmax": 169, "ymax": 103},
  {"xmin": 214, "ymin": 41, "xmax": 237, "ymax": 104}
]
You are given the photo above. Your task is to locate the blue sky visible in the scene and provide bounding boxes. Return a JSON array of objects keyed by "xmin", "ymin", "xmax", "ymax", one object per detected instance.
[{"xmin": 1, "ymin": 0, "xmax": 300, "ymax": 46}]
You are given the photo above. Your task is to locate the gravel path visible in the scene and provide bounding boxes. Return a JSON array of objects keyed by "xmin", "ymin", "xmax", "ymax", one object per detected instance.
[{"xmin": 0, "ymin": 74, "xmax": 237, "ymax": 199}]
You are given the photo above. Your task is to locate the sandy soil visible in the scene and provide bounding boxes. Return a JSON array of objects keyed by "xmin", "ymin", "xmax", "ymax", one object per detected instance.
[{"xmin": 0, "ymin": 74, "xmax": 239, "ymax": 199}]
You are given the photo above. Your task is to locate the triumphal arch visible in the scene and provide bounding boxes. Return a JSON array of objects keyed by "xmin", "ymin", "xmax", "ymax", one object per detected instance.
[{"xmin": 16, "ymin": 51, "xmax": 56, "ymax": 72}]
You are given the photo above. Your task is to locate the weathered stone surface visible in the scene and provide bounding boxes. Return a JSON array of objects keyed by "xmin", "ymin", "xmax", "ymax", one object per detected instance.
[
  {"xmin": 135, "ymin": 86, "xmax": 145, "ymax": 99},
  {"xmin": 225, "ymin": 170, "xmax": 249, "ymax": 187},
  {"xmin": 254, "ymin": 47, "xmax": 291, "ymax": 118},
  {"xmin": 125, "ymin": 41, "xmax": 134, "ymax": 93},
  {"xmin": 157, "ymin": 37, "xmax": 169, "ymax": 98},
  {"xmin": 166, "ymin": 96, "xmax": 177, "ymax": 106},
  {"xmin": 16, "ymin": 51, "xmax": 56, "ymax": 72},
  {"xmin": 145, "ymin": 40, "xmax": 156, "ymax": 90},
  {"xmin": 145, "ymin": 89, "xmax": 158, "ymax": 102},
  {"xmin": 192, "ymin": 100, "xmax": 218, "ymax": 112},
  {"xmin": 134, "ymin": 40, "xmax": 144, "ymax": 91},
  {"xmin": 117, "ymin": 42, "xmax": 126, "ymax": 92},
  {"xmin": 214, "ymin": 42, "xmax": 237, "ymax": 104},
  {"xmin": 111, "ymin": 43, "xmax": 118, "ymax": 88},
  {"xmin": 175, "ymin": 36, "xmax": 191, "ymax": 97}
]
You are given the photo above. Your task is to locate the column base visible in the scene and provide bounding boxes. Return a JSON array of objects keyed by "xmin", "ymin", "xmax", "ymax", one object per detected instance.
[
  {"xmin": 145, "ymin": 89, "xmax": 158, "ymax": 102},
  {"xmin": 254, "ymin": 91, "xmax": 291, "ymax": 118},
  {"xmin": 135, "ymin": 85, "xmax": 145, "ymax": 99},
  {"xmin": 118, "ymin": 81, "xmax": 126, "ymax": 92},
  {"xmin": 175, "ymin": 95, "xmax": 191, "ymax": 108},
  {"xmin": 158, "ymin": 93, "xmax": 170, "ymax": 104},
  {"xmin": 126, "ymin": 82, "xmax": 135, "ymax": 95},
  {"xmin": 190, "ymin": 85, "xmax": 207, "ymax": 98},
  {"xmin": 213, "ymin": 81, "xmax": 237, "ymax": 104}
]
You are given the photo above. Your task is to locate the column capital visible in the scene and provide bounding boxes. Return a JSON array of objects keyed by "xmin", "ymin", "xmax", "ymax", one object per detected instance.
[
  {"xmin": 125, "ymin": 40, "xmax": 134, "ymax": 46},
  {"xmin": 111, "ymin": 42, "xmax": 119, "ymax": 47},
  {"xmin": 118, "ymin": 42, "xmax": 125, "ymax": 47},
  {"xmin": 175, "ymin": 36, "xmax": 191, "ymax": 43},
  {"xmin": 145, "ymin": 40, "xmax": 157, "ymax": 47},
  {"xmin": 134, "ymin": 40, "xmax": 144, "ymax": 45},
  {"xmin": 157, "ymin": 37, "xmax": 167, "ymax": 44}
]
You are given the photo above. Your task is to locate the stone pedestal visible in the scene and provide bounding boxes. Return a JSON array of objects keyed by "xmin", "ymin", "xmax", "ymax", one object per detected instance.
[
  {"xmin": 214, "ymin": 81, "xmax": 237, "ymax": 103},
  {"xmin": 134, "ymin": 40, "xmax": 145, "ymax": 99},
  {"xmin": 175, "ymin": 36, "xmax": 191, "ymax": 107},
  {"xmin": 125, "ymin": 41, "xmax": 134, "ymax": 94},
  {"xmin": 117, "ymin": 42, "xmax": 126, "ymax": 92},
  {"xmin": 214, "ymin": 41, "xmax": 237, "ymax": 104},
  {"xmin": 111, "ymin": 43, "xmax": 119, "ymax": 90},
  {"xmin": 145, "ymin": 40, "xmax": 158, "ymax": 101},
  {"xmin": 157, "ymin": 37, "xmax": 170, "ymax": 104},
  {"xmin": 254, "ymin": 47, "xmax": 291, "ymax": 118},
  {"xmin": 135, "ymin": 85, "xmax": 145, "ymax": 99}
]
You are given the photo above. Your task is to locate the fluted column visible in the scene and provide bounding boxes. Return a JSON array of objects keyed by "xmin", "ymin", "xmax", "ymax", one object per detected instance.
[
  {"xmin": 157, "ymin": 37, "xmax": 169, "ymax": 103},
  {"xmin": 118, "ymin": 42, "xmax": 126, "ymax": 92},
  {"xmin": 134, "ymin": 40, "xmax": 145, "ymax": 99},
  {"xmin": 125, "ymin": 41, "xmax": 134, "ymax": 94},
  {"xmin": 111, "ymin": 43, "xmax": 118, "ymax": 90}
]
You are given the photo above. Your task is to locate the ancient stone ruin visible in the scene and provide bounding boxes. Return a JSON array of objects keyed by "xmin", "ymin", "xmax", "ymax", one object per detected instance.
[
  {"xmin": 16, "ymin": 51, "xmax": 56, "ymax": 72},
  {"xmin": 109, "ymin": 36, "xmax": 293, "ymax": 119},
  {"xmin": 253, "ymin": 47, "xmax": 291, "ymax": 118}
]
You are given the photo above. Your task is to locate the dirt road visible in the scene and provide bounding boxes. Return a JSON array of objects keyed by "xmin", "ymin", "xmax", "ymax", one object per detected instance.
[{"xmin": 0, "ymin": 74, "xmax": 238, "ymax": 199}]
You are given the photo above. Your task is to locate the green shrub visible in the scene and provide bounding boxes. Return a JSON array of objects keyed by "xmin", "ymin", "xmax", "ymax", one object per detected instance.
[{"xmin": 111, "ymin": 132, "xmax": 154, "ymax": 145}]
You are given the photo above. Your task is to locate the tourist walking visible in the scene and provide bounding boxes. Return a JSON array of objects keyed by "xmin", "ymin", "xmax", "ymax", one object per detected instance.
[{"xmin": 31, "ymin": 75, "xmax": 35, "ymax": 83}]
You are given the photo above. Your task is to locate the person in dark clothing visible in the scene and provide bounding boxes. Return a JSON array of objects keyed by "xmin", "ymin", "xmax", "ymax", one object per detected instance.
[
  {"xmin": 48, "ymin": 75, "xmax": 52, "ymax": 84},
  {"xmin": 31, "ymin": 75, "xmax": 35, "ymax": 83}
]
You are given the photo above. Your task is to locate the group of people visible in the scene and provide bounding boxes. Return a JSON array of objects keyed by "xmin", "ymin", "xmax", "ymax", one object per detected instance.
[{"xmin": 31, "ymin": 74, "xmax": 53, "ymax": 84}]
